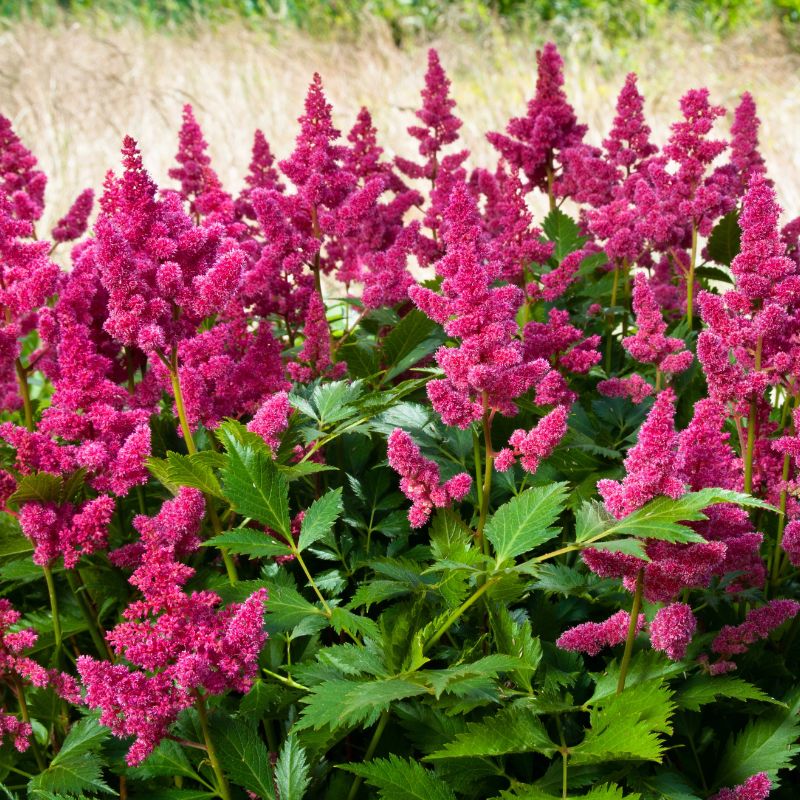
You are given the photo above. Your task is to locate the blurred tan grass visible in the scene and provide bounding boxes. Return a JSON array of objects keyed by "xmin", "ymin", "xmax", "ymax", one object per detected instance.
[{"xmin": 2, "ymin": 18, "xmax": 799, "ymax": 232}]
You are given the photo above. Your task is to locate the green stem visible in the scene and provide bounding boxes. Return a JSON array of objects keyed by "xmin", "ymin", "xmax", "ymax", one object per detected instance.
[
  {"xmin": 655, "ymin": 370, "xmax": 662, "ymax": 392},
  {"xmin": 346, "ymin": 710, "xmax": 390, "ymax": 800},
  {"xmin": 15, "ymin": 681, "xmax": 45, "ymax": 771},
  {"xmin": 263, "ymin": 668, "xmax": 309, "ymax": 692},
  {"xmin": 168, "ymin": 348, "xmax": 196, "ymax": 455},
  {"xmin": 616, "ymin": 569, "xmax": 644, "ymax": 695},
  {"xmin": 771, "ymin": 391, "xmax": 799, "ymax": 587},
  {"xmin": 605, "ymin": 262, "xmax": 620, "ymax": 374},
  {"xmin": 208, "ymin": 505, "xmax": 238, "ymax": 585},
  {"xmin": 196, "ymin": 695, "xmax": 231, "ymax": 800},
  {"xmin": 66, "ymin": 570, "xmax": 113, "ymax": 661},
  {"xmin": 14, "ymin": 358, "xmax": 33, "ymax": 431},
  {"xmin": 475, "ymin": 396, "xmax": 494, "ymax": 554},
  {"xmin": 42, "ymin": 564, "xmax": 62, "ymax": 653},
  {"xmin": 424, "ymin": 578, "xmax": 499, "ymax": 652},
  {"xmin": 686, "ymin": 222, "xmax": 698, "ymax": 328},
  {"xmin": 743, "ymin": 336, "xmax": 763, "ymax": 495},
  {"xmin": 290, "ymin": 543, "xmax": 332, "ymax": 616},
  {"xmin": 555, "ymin": 715, "xmax": 568, "ymax": 800},
  {"xmin": 546, "ymin": 161, "xmax": 556, "ymax": 212}
]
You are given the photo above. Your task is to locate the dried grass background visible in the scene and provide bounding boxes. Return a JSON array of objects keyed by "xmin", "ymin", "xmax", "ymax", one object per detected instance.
[{"xmin": 2, "ymin": 18, "xmax": 799, "ymax": 232}]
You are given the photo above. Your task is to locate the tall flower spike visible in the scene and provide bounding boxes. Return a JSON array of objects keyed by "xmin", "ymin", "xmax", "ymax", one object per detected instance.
[
  {"xmin": 729, "ymin": 93, "xmax": 767, "ymax": 193},
  {"xmin": 597, "ymin": 389, "xmax": 684, "ymax": 518},
  {"xmin": 495, "ymin": 404, "xmax": 569, "ymax": 474},
  {"xmin": 236, "ymin": 129, "xmax": 284, "ymax": 221},
  {"xmin": 623, "ymin": 272, "xmax": 693, "ymax": 374},
  {"xmin": 387, "ymin": 428, "xmax": 472, "ymax": 528},
  {"xmin": 0, "ymin": 115, "xmax": 46, "ymax": 221},
  {"xmin": 395, "ymin": 49, "xmax": 463, "ymax": 182},
  {"xmin": 52, "ymin": 188, "xmax": 94, "ymax": 243},
  {"xmin": 287, "ymin": 293, "xmax": 347, "ymax": 383},
  {"xmin": 248, "ymin": 391, "xmax": 290, "ymax": 452},
  {"xmin": 603, "ymin": 73, "xmax": 657, "ymax": 172},
  {"xmin": 487, "ymin": 42, "xmax": 587, "ymax": 194},
  {"xmin": 712, "ymin": 599, "xmax": 800, "ymax": 658},
  {"xmin": 409, "ymin": 182, "xmax": 549, "ymax": 428}
]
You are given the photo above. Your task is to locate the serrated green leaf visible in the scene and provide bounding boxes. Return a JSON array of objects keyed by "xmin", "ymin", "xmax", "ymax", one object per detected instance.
[
  {"xmin": 296, "ymin": 677, "xmax": 428, "ymax": 731},
  {"xmin": 219, "ymin": 431, "xmax": 290, "ymax": 536},
  {"xmin": 421, "ymin": 654, "xmax": 527, "ymax": 699},
  {"xmin": 274, "ymin": 733, "xmax": 310, "ymax": 800},
  {"xmin": 485, "ymin": 483, "xmax": 568, "ymax": 563},
  {"xmin": 542, "ymin": 208, "xmax": 585, "ymax": 261},
  {"xmin": 7, "ymin": 472, "xmax": 63, "ymax": 509},
  {"xmin": 213, "ymin": 718, "xmax": 276, "ymax": 799},
  {"xmin": 329, "ymin": 606, "xmax": 380, "ymax": 641},
  {"xmin": 128, "ymin": 738, "xmax": 200, "ymax": 782},
  {"xmin": 341, "ymin": 755, "xmax": 456, "ymax": 800},
  {"xmin": 382, "ymin": 310, "xmax": 444, "ymax": 381},
  {"xmin": 28, "ymin": 753, "xmax": 113, "ymax": 797},
  {"xmin": 148, "ymin": 451, "xmax": 223, "ymax": 497},
  {"xmin": 714, "ymin": 688, "xmax": 800, "ymax": 787},
  {"xmin": 706, "ymin": 210, "xmax": 740, "ymax": 266},
  {"xmin": 675, "ymin": 675, "xmax": 779, "ymax": 712},
  {"xmin": 496, "ymin": 784, "xmax": 640, "ymax": 800},
  {"xmin": 297, "ymin": 488, "xmax": 342, "ymax": 551},
  {"xmin": 265, "ymin": 581, "xmax": 327, "ymax": 633},
  {"xmin": 202, "ymin": 528, "xmax": 292, "ymax": 559},
  {"xmin": 426, "ymin": 705, "xmax": 556, "ymax": 760}
]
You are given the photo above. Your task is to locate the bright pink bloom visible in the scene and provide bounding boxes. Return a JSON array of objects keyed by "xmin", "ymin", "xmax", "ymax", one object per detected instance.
[
  {"xmin": 623, "ymin": 272, "xmax": 692, "ymax": 373},
  {"xmin": 18, "ymin": 495, "xmax": 115, "ymax": 569},
  {"xmin": 236, "ymin": 129, "xmax": 284, "ymax": 221},
  {"xmin": 597, "ymin": 375, "xmax": 654, "ymax": 404},
  {"xmin": 710, "ymin": 774, "xmax": 771, "ymax": 800},
  {"xmin": 557, "ymin": 610, "xmax": 644, "ymax": 656},
  {"xmin": 0, "ymin": 115, "xmax": 46, "ymax": 221},
  {"xmin": 781, "ymin": 520, "xmax": 800, "ymax": 567},
  {"xmin": 52, "ymin": 188, "xmax": 94, "ymax": 243},
  {"xmin": 603, "ymin": 73, "xmax": 657, "ymax": 172},
  {"xmin": 0, "ymin": 710, "xmax": 32, "ymax": 752},
  {"xmin": 395, "ymin": 49, "xmax": 464, "ymax": 183},
  {"xmin": 287, "ymin": 293, "xmax": 347, "ymax": 383},
  {"xmin": 487, "ymin": 42, "xmax": 587, "ymax": 194},
  {"xmin": 387, "ymin": 428, "xmax": 472, "ymax": 527},
  {"xmin": 248, "ymin": 391, "xmax": 290, "ymax": 451},
  {"xmin": 650, "ymin": 603, "xmax": 696, "ymax": 660},
  {"xmin": 712, "ymin": 600, "xmax": 800, "ymax": 658},
  {"xmin": 410, "ymin": 183, "xmax": 550, "ymax": 428},
  {"xmin": 597, "ymin": 389, "xmax": 684, "ymax": 518},
  {"xmin": 729, "ymin": 93, "xmax": 767, "ymax": 193},
  {"xmin": 495, "ymin": 405, "xmax": 569, "ymax": 474}
]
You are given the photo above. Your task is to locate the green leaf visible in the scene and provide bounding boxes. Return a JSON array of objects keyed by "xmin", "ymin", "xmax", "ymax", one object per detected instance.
[
  {"xmin": 496, "ymin": 784, "xmax": 640, "ymax": 800},
  {"xmin": 675, "ymin": 675, "xmax": 779, "ymax": 712},
  {"xmin": 714, "ymin": 688, "xmax": 800, "ymax": 787},
  {"xmin": 706, "ymin": 210, "xmax": 741, "ymax": 266},
  {"xmin": 213, "ymin": 718, "xmax": 276, "ymax": 799},
  {"xmin": 329, "ymin": 606, "xmax": 381, "ymax": 641},
  {"xmin": 572, "ymin": 681, "xmax": 674, "ymax": 765},
  {"xmin": 202, "ymin": 528, "xmax": 292, "ymax": 559},
  {"xmin": 341, "ymin": 755, "xmax": 456, "ymax": 800},
  {"xmin": 297, "ymin": 488, "xmax": 343, "ymax": 551},
  {"xmin": 265, "ymin": 581, "xmax": 327, "ymax": 633},
  {"xmin": 219, "ymin": 430, "xmax": 290, "ymax": 536},
  {"xmin": 422, "ymin": 654, "xmax": 528, "ymax": 699},
  {"xmin": 426, "ymin": 705, "xmax": 556, "ymax": 760},
  {"xmin": 128, "ymin": 738, "xmax": 201, "ymax": 782},
  {"xmin": 7, "ymin": 472, "xmax": 63, "ymax": 509},
  {"xmin": 296, "ymin": 677, "xmax": 428, "ymax": 732},
  {"xmin": 542, "ymin": 208, "xmax": 585, "ymax": 261},
  {"xmin": 148, "ymin": 451, "xmax": 223, "ymax": 497},
  {"xmin": 485, "ymin": 483, "xmax": 568, "ymax": 563},
  {"xmin": 274, "ymin": 733, "xmax": 310, "ymax": 800},
  {"xmin": 28, "ymin": 718, "xmax": 113, "ymax": 797},
  {"xmin": 382, "ymin": 310, "xmax": 443, "ymax": 381}
]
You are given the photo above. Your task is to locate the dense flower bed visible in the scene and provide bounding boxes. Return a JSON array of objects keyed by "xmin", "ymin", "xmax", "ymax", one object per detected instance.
[{"xmin": 0, "ymin": 42, "xmax": 798, "ymax": 799}]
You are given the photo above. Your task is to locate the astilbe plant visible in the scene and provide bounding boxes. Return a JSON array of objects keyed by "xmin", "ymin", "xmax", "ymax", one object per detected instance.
[{"xmin": 0, "ymin": 44, "xmax": 799, "ymax": 800}]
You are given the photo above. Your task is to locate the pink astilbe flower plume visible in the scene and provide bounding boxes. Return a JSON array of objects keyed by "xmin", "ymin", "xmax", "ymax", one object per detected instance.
[
  {"xmin": 235, "ymin": 129, "xmax": 284, "ymax": 221},
  {"xmin": 623, "ymin": 272, "xmax": 693, "ymax": 374},
  {"xmin": 487, "ymin": 42, "xmax": 587, "ymax": 196},
  {"xmin": 84, "ymin": 490, "xmax": 268, "ymax": 765},
  {"xmin": 248, "ymin": 391, "xmax": 291, "ymax": 452},
  {"xmin": 556, "ymin": 610, "xmax": 645, "ymax": 656},
  {"xmin": 603, "ymin": 73, "xmax": 657, "ymax": 173},
  {"xmin": 287, "ymin": 293, "xmax": 347, "ymax": 383},
  {"xmin": 597, "ymin": 388, "xmax": 684, "ymax": 518},
  {"xmin": 409, "ymin": 183, "xmax": 550, "ymax": 428},
  {"xmin": 712, "ymin": 600, "xmax": 800, "ymax": 659},
  {"xmin": 597, "ymin": 374, "xmax": 654, "ymax": 404},
  {"xmin": 650, "ymin": 603, "xmax": 697, "ymax": 660},
  {"xmin": 51, "ymin": 188, "xmax": 94, "ymax": 243},
  {"xmin": 387, "ymin": 428, "xmax": 472, "ymax": 527},
  {"xmin": 710, "ymin": 774, "xmax": 771, "ymax": 800},
  {"xmin": 729, "ymin": 93, "xmax": 768, "ymax": 194},
  {"xmin": 0, "ymin": 114, "xmax": 46, "ymax": 221},
  {"xmin": 494, "ymin": 405, "xmax": 569, "ymax": 474}
]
